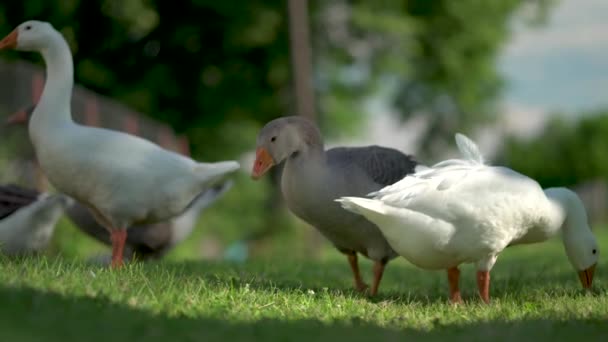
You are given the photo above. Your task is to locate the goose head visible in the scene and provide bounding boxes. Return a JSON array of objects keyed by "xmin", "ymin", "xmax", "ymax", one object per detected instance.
[
  {"xmin": 570, "ymin": 234, "xmax": 599, "ymax": 289},
  {"xmin": 563, "ymin": 220, "xmax": 599, "ymax": 289},
  {"xmin": 251, "ymin": 116, "xmax": 323, "ymax": 179},
  {"xmin": 545, "ymin": 187, "xmax": 599, "ymax": 289},
  {"xmin": 0, "ymin": 20, "xmax": 58, "ymax": 52}
]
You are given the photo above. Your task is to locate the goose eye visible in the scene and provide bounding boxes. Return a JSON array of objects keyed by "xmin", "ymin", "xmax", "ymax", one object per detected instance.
[
  {"xmin": 592, "ymin": 249, "xmax": 597, "ymax": 255},
  {"xmin": 25, "ymin": 25, "xmax": 32, "ymax": 30},
  {"xmin": 270, "ymin": 136, "xmax": 276, "ymax": 142}
]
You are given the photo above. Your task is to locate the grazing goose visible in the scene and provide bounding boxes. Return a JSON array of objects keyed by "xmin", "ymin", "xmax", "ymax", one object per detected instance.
[
  {"xmin": 0, "ymin": 184, "xmax": 73, "ymax": 255},
  {"xmin": 252, "ymin": 116, "xmax": 419, "ymax": 295},
  {"xmin": 337, "ymin": 133, "xmax": 599, "ymax": 303},
  {"xmin": 0, "ymin": 21, "xmax": 240, "ymax": 267}
]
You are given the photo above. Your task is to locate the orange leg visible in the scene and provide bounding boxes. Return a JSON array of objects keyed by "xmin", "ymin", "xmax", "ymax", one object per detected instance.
[
  {"xmin": 370, "ymin": 259, "xmax": 388, "ymax": 297},
  {"xmin": 447, "ymin": 267, "xmax": 463, "ymax": 304},
  {"xmin": 347, "ymin": 252, "xmax": 368, "ymax": 292},
  {"xmin": 110, "ymin": 229, "xmax": 127, "ymax": 268},
  {"xmin": 477, "ymin": 271, "xmax": 491, "ymax": 304}
]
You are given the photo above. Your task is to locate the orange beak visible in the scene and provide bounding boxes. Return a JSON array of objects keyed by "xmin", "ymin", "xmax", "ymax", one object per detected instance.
[
  {"xmin": 578, "ymin": 263, "xmax": 596, "ymax": 289},
  {"xmin": 251, "ymin": 147, "xmax": 274, "ymax": 180},
  {"xmin": 5, "ymin": 109, "xmax": 29, "ymax": 125},
  {"xmin": 0, "ymin": 29, "xmax": 18, "ymax": 50}
]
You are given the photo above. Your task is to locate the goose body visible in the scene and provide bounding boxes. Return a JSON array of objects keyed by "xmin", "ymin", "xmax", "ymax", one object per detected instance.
[
  {"xmin": 338, "ymin": 133, "xmax": 599, "ymax": 303},
  {"xmin": 283, "ymin": 146, "xmax": 426, "ymax": 262},
  {"xmin": 341, "ymin": 165, "xmax": 549, "ymax": 270},
  {"xmin": 0, "ymin": 184, "xmax": 73, "ymax": 255},
  {"xmin": 252, "ymin": 116, "xmax": 419, "ymax": 295},
  {"xmin": 0, "ymin": 21, "xmax": 240, "ymax": 267},
  {"xmin": 31, "ymin": 120, "xmax": 232, "ymax": 227}
]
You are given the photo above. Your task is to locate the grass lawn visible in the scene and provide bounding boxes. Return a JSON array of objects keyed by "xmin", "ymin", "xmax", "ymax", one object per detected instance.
[{"xmin": 1, "ymin": 227, "xmax": 607, "ymax": 341}]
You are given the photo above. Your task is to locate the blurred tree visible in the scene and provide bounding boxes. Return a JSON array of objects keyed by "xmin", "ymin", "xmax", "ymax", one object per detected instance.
[
  {"xmin": 312, "ymin": 0, "xmax": 553, "ymax": 157},
  {"xmin": 0, "ymin": 0, "xmax": 291, "ymax": 160},
  {"xmin": 499, "ymin": 110, "xmax": 608, "ymax": 188},
  {"xmin": 0, "ymin": 0, "xmax": 553, "ymax": 160}
]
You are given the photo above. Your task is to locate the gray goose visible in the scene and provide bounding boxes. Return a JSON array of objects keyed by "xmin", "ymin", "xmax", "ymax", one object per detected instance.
[{"xmin": 252, "ymin": 116, "xmax": 421, "ymax": 295}]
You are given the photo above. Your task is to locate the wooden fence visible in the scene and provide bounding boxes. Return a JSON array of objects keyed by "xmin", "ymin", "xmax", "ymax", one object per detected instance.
[{"xmin": 0, "ymin": 59, "xmax": 190, "ymax": 190}]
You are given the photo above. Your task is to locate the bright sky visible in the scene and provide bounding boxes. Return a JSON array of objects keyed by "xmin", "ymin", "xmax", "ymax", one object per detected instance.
[{"xmin": 499, "ymin": 0, "xmax": 608, "ymax": 116}]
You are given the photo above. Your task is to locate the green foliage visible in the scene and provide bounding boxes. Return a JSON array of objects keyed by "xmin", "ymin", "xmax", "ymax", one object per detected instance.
[
  {"xmin": 1, "ymin": 0, "xmax": 553, "ymax": 161},
  {"xmin": 1, "ymin": 228, "xmax": 608, "ymax": 341},
  {"xmin": 313, "ymin": 0, "xmax": 552, "ymax": 157},
  {"xmin": 0, "ymin": 0, "xmax": 291, "ymax": 160},
  {"xmin": 500, "ymin": 110, "xmax": 608, "ymax": 188}
]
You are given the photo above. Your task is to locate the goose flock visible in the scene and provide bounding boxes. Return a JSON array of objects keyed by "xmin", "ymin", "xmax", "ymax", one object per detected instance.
[{"xmin": 0, "ymin": 20, "xmax": 600, "ymax": 303}]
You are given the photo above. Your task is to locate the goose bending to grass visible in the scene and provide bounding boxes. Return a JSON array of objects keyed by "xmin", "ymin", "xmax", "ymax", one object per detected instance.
[
  {"xmin": 0, "ymin": 21, "xmax": 240, "ymax": 268},
  {"xmin": 0, "ymin": 184, "xmax": 73, "ymax": 255},
  {"xmin": 337, "ymin": 133, "xmax": 599, "ymax": 303},
  {"xmin": 251, "ymin": 116, "xmax": 421, "ymax": 295}
]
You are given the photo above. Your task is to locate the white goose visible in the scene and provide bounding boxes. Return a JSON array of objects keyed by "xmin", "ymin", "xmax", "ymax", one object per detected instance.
[
  {"xmin": 0, "ymin": 184, "xmax": 73, "ymax": 255},
  {"xmin": 337, "ymin": 133, "xmax": 599, "ymax": 303},
  {"xmin": 0, "ymin": 21, "xmax": 240, "ymax": 267}
]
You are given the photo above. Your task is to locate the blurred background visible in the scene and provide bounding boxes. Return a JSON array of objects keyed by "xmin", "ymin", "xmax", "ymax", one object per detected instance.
[{"xmin": 1, "ymin": 0, "xmax": 607, "ymax": 262}]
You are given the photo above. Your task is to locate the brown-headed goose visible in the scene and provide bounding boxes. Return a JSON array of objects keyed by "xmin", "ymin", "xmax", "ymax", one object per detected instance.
[
  {"xmin": 0, "ymin": 21, "xmax": 240, "ymax": 267},
  {"xmin": 252, "ymin": 116, "xmax": 421, "ymax": 295}
]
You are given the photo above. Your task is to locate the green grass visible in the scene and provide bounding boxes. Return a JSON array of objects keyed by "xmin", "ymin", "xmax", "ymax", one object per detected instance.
[{"xmin": 1, "ymin": 228, "xmax": 608, "ymax": 341}]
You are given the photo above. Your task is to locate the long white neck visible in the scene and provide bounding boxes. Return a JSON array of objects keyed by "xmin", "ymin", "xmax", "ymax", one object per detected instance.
[
  {"xmin": 544, "ymin": 187, "xmax": 593, "ymax": 265},
  {"xmin": 29, "ymin": 31, "xmax": 74, "ymax": 141},
  {"xmin": 544, "ymin": 188, "xmax": 586, "ymax": 232}
]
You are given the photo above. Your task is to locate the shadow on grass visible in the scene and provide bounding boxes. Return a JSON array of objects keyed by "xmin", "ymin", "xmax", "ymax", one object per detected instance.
[{"xmin": 0, "ymin": 285, "xmax": 606, "ymax": 342}]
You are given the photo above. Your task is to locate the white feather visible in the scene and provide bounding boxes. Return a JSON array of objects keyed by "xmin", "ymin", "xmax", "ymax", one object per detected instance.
[{"xmin": 454, "ymin": 133, "xmax": 484, "ymax": 165}]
